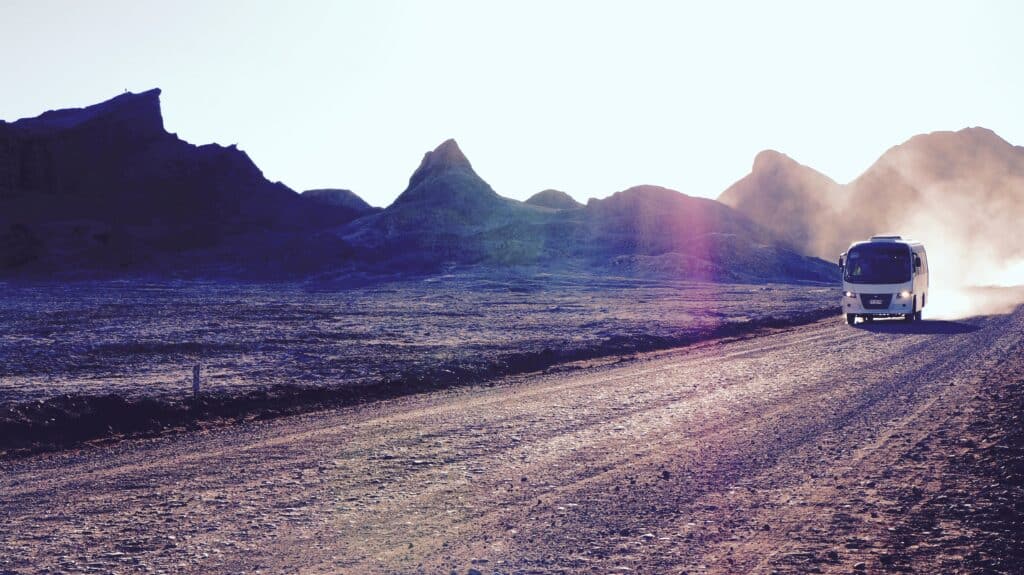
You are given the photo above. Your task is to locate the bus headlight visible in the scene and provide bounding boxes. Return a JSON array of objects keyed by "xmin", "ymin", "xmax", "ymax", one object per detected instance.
[
  {"xmin": 898, "ymin": 290, "xmax": 912, "ymax": 298},
  {"xmin": 844, "ymin": 291, "xmax": 857, "ymax": 298}
]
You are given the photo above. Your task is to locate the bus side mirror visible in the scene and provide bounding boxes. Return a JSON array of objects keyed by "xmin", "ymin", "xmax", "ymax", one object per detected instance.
[
  {"xmin": 838, "ymin": 256, "xmax": 845, "ymax": 270},
  {"xmin": 913, "ymin": 254, "xmax": 922, "ymax": 269}
]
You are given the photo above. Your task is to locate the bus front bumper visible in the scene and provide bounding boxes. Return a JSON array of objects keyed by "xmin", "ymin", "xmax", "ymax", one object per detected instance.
[{"xmin": 842, "ymin": 291, "xmax": 915, "ymax": 316}]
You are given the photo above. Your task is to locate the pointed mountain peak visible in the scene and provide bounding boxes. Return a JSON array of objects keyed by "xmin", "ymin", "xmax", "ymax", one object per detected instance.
[
  {"xmin": 390, "ymin": 138, "xmax": 501, "ymax": 209},
  {"xmin": 430, "ymin": 138, "xmax": 471, "ymax": 166},
  {"xmin": 406, "ymin": 139, "xmax": 474, "ymax": 190}
]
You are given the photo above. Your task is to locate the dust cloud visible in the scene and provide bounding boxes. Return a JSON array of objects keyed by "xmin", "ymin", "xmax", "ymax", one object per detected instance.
[
  {"xmin": 925, "ymin": 285, "xmax": 1024, "ymax": 320},
  {"xmin": 811, "ymin": 130, "xmax": 1024, "ymax": 320},
  {"xmin": 884, "ymin": 176, "xmax": 1024, "ymax": 320},
  {"xmin": 721, "ymin": 129, "xmax": 1024, "ymax": 320},
  {"xmin": 901, "ymin": 225, "xmax": 1024, "ymax": 320}
]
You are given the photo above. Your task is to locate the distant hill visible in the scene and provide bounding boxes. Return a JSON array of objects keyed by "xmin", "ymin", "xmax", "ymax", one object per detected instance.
[
  {"xmin": 525, "ymin": 189, "xmax": 583, "ymax": 210},
  {"xmin": 301, "ymin": 189, "xmax": 380, "ymax": 218},
  {"xmin": 719, "ymin": 128, "xmax": 1024, "ymax": 279},
  {"xmin": 576, "ymin": 185, "xmax": 832, "ymax": 282},
  {"xmin": 585, "ymin": 185, "xmax": 775, "ymax": 255},
  {"xmin": 719, "ymin": 151, "xmax": 844, "ymax": 258},
  {"xmin": 0, "ymin": 89, "xmax": 837, "ymax": 283},
  {"xmin": 334, "ymin": 141, "xmax": 835, "ymax": 281}
]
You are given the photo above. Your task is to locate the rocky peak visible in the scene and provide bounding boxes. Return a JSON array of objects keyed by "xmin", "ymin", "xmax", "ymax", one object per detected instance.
[
  {"xmin": 5, "ymin": 88, "xmax": 165, "ymax": 139},
  {"xmin": 405, "ymin": 139, "xmax": 475, "ymax": 190},
  {"xmin": 390, "ymin": 139, "xmax": 500, "ymax": 209}
]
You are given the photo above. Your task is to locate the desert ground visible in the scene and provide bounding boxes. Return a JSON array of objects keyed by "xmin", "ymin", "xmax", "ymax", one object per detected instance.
[
  {"xmin": 0, "ymin": 275, "xmax": 836, "ymax": 455},
  {"xmin": 0, "ymin": 276, "xmax": 835, "ymax": 402},
  {"xmin": 1, "ymin": 287, "xmax": 1021, "ymax": 574}
]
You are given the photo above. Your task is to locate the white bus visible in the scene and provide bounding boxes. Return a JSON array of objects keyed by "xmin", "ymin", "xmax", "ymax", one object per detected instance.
[{"xmin": 839, "ymin": 235, "xmax": 929, "ymax": 325}]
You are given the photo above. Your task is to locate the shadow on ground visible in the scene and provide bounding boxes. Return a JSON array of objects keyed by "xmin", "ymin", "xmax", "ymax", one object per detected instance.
[{"xmin": 857, "ymin": 319, "xmax": 981, "ymax": 335}]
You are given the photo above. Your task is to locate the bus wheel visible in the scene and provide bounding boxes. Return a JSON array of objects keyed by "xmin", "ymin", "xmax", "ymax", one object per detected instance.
[
  {"xmin": 914, "ymin": 310, "xmax": 922, "ymax": 321},
  {"xmin": 905, "ymin": 312, "xmax": 915, "ymax": 322},
  {"xmin": 846, "ymin": 313, "xmax": 856, "ymax": 326}
]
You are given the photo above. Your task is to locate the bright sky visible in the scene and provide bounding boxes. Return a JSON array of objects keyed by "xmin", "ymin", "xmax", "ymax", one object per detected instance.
[{"xmin": 1, "ymin": 1, "xmax": 1020, "ymax": 207}]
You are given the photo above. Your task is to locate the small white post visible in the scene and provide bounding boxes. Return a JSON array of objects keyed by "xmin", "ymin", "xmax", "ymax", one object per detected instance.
[{"xmin": 192, "ymin": 364, "xmax": 201, "ymax": 398}]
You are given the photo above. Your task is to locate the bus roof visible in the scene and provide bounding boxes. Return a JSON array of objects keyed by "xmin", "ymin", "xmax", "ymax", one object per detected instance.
[{"xmin": 846, "ymin": 236, "xmax": 925, "ymax": 252}]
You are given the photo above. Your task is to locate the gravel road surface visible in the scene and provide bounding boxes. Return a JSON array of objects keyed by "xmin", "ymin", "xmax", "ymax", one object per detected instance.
[{"xmin": 2, "ymin": 308, "xmax": 1022, "ymax": 574}]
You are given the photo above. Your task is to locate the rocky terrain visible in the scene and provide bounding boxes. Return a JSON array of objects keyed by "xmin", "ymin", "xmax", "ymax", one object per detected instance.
[
  {"xmin": 5, "ymin": 90, "xmax": 1023, "ymax": 287},
  {"xmin": 0, "ymin": 90, "xmax": 835, "ymax": 283},
  {"xmin": 3, "ymin": 89, "xmax": 1023, "ymax": 575},
  {"xmin": 2, "ymin": 305, "xmax": 1021, "ymax": 574},
  {"xmin": 336, "ymin": 147, "xmax": 836, "ymax": 281},
  {"xmin": 0, "ymin": 274, "xmax": 836, "ymax": 455},
  {"xmin": 0, "ymin": 89, "xmax": 364, "ymax": 275}
]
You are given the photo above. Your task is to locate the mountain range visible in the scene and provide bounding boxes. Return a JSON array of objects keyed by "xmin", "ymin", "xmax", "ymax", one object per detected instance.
[
  {"xmin": 13, "ymin": 89, "xmax": 1017, "ymax": 283},
  {"xmin": 719, "ymin": 127, "xmax": 1024, "ymax": 275},
  {"xmin": 0, "ymin": 89, "xmax": 370, "ymax": 273}
]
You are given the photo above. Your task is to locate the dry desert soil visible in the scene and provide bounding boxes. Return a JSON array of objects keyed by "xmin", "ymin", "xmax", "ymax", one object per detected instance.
[{"xmin": 2, "ymin": 306, "xmax": 1023, "ymax": 574}]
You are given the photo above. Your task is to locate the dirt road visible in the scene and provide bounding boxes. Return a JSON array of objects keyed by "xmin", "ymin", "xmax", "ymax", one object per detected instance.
[{"xmin": 2, "ymin": 309, "xmax": 1023, "ymax": 574}]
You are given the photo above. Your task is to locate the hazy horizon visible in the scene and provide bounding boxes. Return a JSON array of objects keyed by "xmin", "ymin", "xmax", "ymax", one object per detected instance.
[{"xmin": 2, "ymin": 1, "xmax": 1021, "ymax": 207}]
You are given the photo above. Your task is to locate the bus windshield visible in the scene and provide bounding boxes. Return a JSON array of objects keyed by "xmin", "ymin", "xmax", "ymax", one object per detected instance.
[{"xmin": 844, "ymin": 243, "xmax": 911, "ymax": 284}]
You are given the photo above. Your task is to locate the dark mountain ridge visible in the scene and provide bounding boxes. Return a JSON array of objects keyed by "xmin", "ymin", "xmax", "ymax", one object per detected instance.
[
  {"xmin": 1, "ymin": 90, "xmax": 836, "ymax": 282},
  {"xmin": 0, "ymin": 90, "xmax": 372, "ymax": 272}
]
